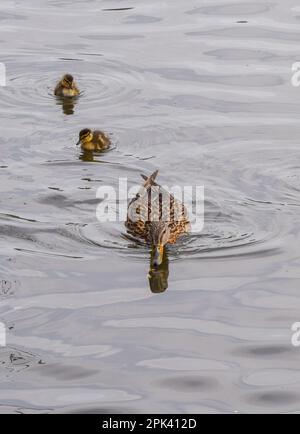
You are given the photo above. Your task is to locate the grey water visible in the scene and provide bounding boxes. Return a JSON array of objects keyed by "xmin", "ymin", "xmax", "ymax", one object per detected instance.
[{"xmin": 0, "ymin": 0, "xmax": 300, "ymax": 414}]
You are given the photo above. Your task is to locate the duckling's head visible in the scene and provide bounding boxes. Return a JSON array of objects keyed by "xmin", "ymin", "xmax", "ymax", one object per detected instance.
[
  {"xmin": 149, "ymin": 221, "xmax": 170, "ymax": 267},
  {"xmin": 61, "ymin": 74, "xmax": 75, "ymax": 89},
  {"xmin": 76, "ymin": 128, "xmax": 93, "ymax": 146}
]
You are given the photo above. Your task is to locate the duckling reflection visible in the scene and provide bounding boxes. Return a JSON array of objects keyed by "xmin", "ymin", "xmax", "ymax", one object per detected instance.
[
  {"xmin": 78, "ymin": 149, "xmax": 108, "ymax": 163},
  {"xmin": 55, "ymin": 95, "xmax": 78, "ymax": 115},
  {"xmin": 79, "ymin": 150, "xmax": 95, "ymax": 162},
  {"xmin": 148, "ymin": 248, "xmax": 169, "ymax": 293},
  {"xmin": 54, "ymin": 74, "xmax": 80, "ymax": 115}
]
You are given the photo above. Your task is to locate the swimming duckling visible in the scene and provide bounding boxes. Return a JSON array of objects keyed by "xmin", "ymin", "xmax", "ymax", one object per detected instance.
[
  {"xmin": 76, "ymin": 128, "xmax": 111, "ymax": 152},
  {"xmin": 54, "ymin": 74, "xmax": 79, "ymax": 97}
]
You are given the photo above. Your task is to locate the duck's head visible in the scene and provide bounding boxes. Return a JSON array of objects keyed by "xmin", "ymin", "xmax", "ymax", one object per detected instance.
[
  {"xmin": 61, "ymin": 74, "xmax": 75, "ymax": 89},
  {"xmin": 149, "ymin": 221, "xmax": 170, "ymax": 267},
  {"xmin": 76, "ymin": 128, "xmax": 93, "ymax": 146}
]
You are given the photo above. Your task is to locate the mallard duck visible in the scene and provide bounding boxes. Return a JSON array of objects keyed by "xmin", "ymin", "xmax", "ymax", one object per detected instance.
[
  {"xmin": 126, "ymin": 170, "xmax": 190, "ymax": 267},
  {"xmin": 76, "ymin": 128, "xmax": 111, "ymax": 152},
  {"xmin": 54, "ymin": 74, "xmax": 79, "ymax": 97}
]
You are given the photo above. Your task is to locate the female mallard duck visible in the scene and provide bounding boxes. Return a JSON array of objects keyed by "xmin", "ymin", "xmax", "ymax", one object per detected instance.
[
  {"xmin": 76, "ymin": 128, "xmax": 111, "ymax": 152},
  {"xmin": 54, "ymin": 74, "xmax": 79, "ymax": 97},
  {"xmin": 126, "ymin": 170, "xmax": 190, "ymax": 267}
]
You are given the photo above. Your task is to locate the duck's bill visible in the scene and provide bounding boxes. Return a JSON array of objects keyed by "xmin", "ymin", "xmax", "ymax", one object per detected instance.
[
  {"xmin": 75, "ymin": 139, "xmax": 81, "ymax": 146},
  {"xmin": 152, "ymin": 245, "xmax": 164, "ymax": 267}
]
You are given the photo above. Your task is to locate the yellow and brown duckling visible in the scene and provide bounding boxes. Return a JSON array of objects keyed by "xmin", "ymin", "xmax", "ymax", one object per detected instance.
[
  {"xmin": 54, "ymin": 74, "xmax": 79, "ymax": 97},
  {"xmin": 126, "ymin": 170, "xmax": 190, "ymax": 267},
  {"xmin": 76, "ymin": 128, "xmax": 111, "ymax": 152}
]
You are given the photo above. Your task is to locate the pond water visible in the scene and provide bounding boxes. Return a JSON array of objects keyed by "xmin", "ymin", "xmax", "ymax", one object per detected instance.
[{"xmin": 0, "ymin": 0, "xmax": 300, "ymax": 414}]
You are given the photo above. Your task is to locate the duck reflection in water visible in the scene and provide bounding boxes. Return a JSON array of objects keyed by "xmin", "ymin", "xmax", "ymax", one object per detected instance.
[
  {"xmin": 148, "ymin": 248, "xmax": 169, "ymax": 293},
  {"xmin": 79, "ymin": 150, "xmax": 95, "ymax": 162},
  {"xmin": 55, "ymin": 95, "xmax": 78, "ymax": 115}
]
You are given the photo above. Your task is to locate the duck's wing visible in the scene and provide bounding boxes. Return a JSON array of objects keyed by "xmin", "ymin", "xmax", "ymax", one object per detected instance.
[
  {"xmin": 140, "ymin": 170, "xmax": 159, "ymax": 189},
  {"xmin": 93, "ymin": 130, "xmax": 111, "ymax": 148},
  {"xmin": 72, "ymin": 82, "xmax": 80, "ymax": 95},
  {"xmin": 127, "ymin": 171, "xmax": 157, "ymax": 206},
  {"xmin": 141, "ymin": 171, "xmax": 189, "ymax": 223},
  {"xmin": 126, "ymin": 171, "xmax": 159, "ymax": 232},
  {"xmin": 127, "ymin": 170, "xmax": 189, "ymax": 226}
]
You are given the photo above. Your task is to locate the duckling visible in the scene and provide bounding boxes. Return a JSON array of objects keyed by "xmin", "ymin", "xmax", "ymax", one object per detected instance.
[
  {"xmin": 126, "ymin": 170, "xmax": 190, "ymax": 267},
  {"xmin": 54, "ymin": 74, "xmax": 79, "ymax": 97},
  {"xmin": 76, "ymin": 128, "xmax": 111, "ymax": 152}
]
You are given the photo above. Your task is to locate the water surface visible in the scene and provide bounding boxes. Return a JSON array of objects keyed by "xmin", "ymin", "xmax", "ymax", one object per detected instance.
[{"xmin": 1, "ymin": 0, "xmax": 300, "ymax": 414}]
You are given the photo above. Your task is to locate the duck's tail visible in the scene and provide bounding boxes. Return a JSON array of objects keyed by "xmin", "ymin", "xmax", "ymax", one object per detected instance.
[{"xmin": 140, "ymin": 170, "xmax": 159, "ymax": 189}]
